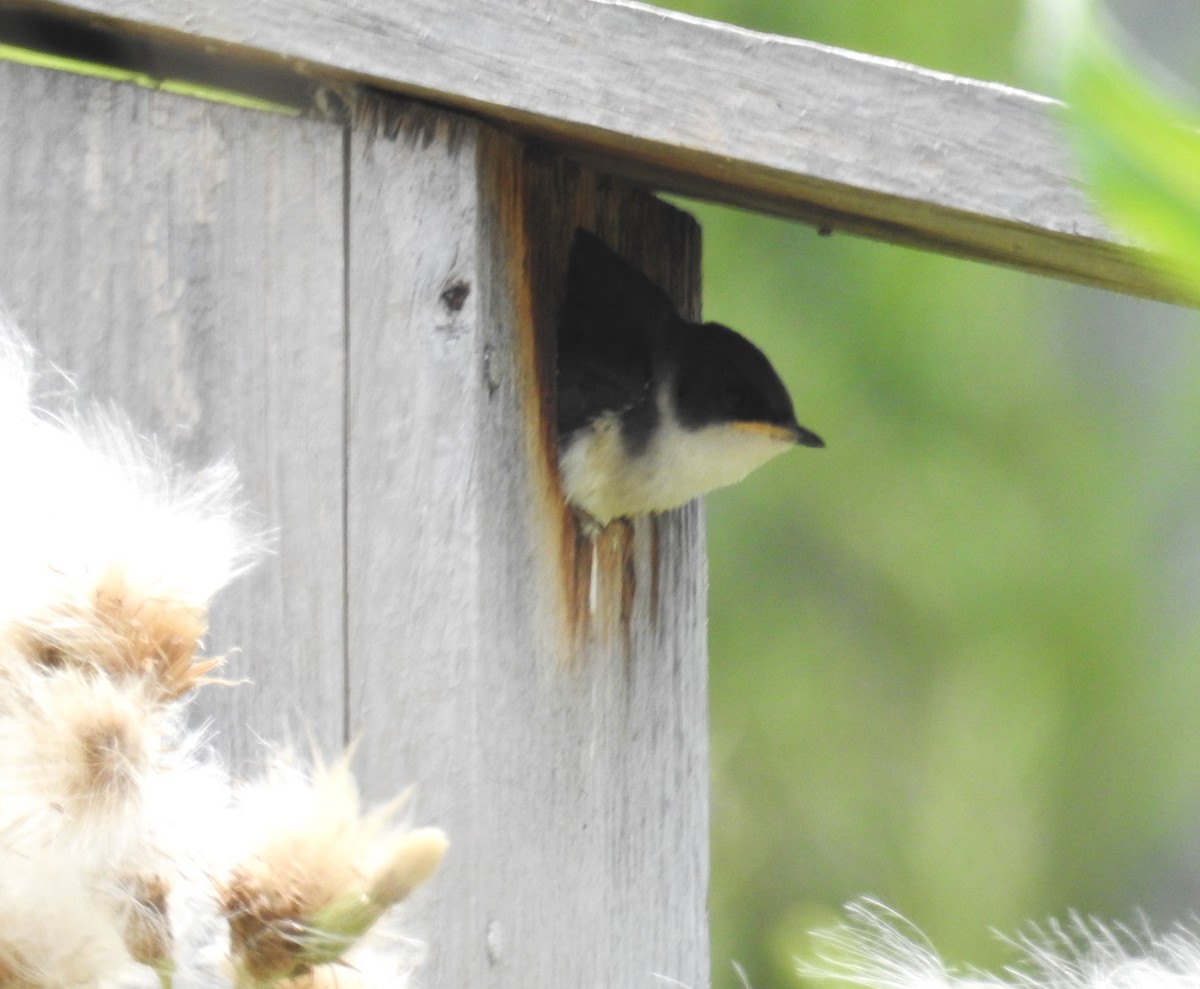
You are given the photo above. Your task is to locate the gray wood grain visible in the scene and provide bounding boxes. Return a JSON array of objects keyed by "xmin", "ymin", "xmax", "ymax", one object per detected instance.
[
  {"xmin": 6, "ymin": 0, "xmax": 1171, "ymax": 301},
  {"xmin": 0, "ymin": 58, "xmax": 347, "ymax": 767},
  {"xmin": 2, "ymin": 56, "xmax": 711, "ymax": 986},
  {"xmin": 346, "ymin": 96, "xmax": 709, "ymax": 989}
]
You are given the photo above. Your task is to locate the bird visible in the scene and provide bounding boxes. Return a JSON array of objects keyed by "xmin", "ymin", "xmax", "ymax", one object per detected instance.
[{"xmin": 557, "ymin": 229, "xmax": 823, "ymax": 530}]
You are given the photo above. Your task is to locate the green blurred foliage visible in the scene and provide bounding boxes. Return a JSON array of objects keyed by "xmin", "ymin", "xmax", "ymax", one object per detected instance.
[
  {"xmin": 1064, "ymin": 12, "xmax": 1200, "ymax": 303},
  {"xmin": 653, "ymin": 2, "xmax": 1200, "ymax": 987}
]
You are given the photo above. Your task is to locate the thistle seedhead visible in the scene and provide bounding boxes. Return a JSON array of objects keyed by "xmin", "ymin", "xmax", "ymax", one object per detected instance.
[
  {"xmin": 219, "ymin": 758, "xmax": 447, "ymax": 986},
  {"xmin": 0, "ymin": 666, "xmax": 158, "ymax": 859},
  {"xmin": 8, "ymin": 564, "xmax": 219, "ymax": 701}
]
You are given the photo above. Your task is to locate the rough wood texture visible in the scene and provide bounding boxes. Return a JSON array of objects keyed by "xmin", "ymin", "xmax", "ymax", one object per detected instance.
[
  {"xmin": 8, "ymin": 0, "xmax": 1171, "ymax": 301},
  {"xmin": 346, "ymin": 96, "xmax": 709, "ymax": 988},
  {"xmin": 0, "ymin": 58, "xmax": 347, "ymax": 766},
  {"xmin": 0, "ymin": 55, "xmax": 710, "ymax": 986}
]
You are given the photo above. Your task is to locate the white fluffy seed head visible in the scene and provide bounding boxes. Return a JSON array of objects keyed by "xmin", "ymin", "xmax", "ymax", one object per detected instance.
[
  {"xmin": 0, "ymin": 666, "xmax": 159, "ymax": 867},
  {"xmin": 0, "ymin": 315, "xmax": 442, "ymax": 988},
  {"xmin": 0, "ymin": 418, "xmax": 256, "ymax": 662},
  {"xmin": 219, "ymin": 754, "xmax": 446, "ymax": 984},
  {"xmin": 0, "ymin": 666, "xmax": 171, "ymax": 989},
  {"xmin": 804, "ymin": 901, "xmax": 1200, "ymax": 989},
  {"xmin": 0, "ymin": 313, "xmax": 260, "ymax": 697},
  {"xmin": 0, "ymin": 867, "xmax": 134, "ymax": 989}
]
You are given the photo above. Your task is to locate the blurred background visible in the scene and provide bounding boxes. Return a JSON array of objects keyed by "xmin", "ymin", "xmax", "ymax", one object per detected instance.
[{"xmin": 650, "ymin": 1, "xmax": 1200, "ymax": 985}]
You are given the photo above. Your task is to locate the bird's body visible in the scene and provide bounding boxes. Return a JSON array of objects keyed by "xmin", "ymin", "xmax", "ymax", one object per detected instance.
[
  {"xmin": 560, "ymin": 383, "xmax": 807, "ymax": 526},
  {"xmin": 557, "ymin": 230, "xmax": 822, "ymax": 528}
]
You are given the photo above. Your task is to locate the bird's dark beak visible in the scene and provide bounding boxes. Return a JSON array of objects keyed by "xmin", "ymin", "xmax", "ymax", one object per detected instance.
[
  {"xmin": 792, "ymin": 423, "xmax": 824, "ymax": 448},
  {"xmin": 732, "ymin": 420, "xmax": 825, "ymax": 447}
]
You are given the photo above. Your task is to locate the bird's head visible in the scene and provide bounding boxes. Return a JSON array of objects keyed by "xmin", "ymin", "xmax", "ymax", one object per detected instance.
[{"xmin": 672, "ymin": 321, "xmax": 824, "ymax": 449}]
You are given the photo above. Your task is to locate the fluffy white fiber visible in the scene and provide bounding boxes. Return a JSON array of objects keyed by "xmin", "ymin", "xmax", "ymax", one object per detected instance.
[
  {"xmin": 0, "ymin": 321, "xmax": 253, "ymax": 654},
  {"xmin": 806, "ymin": 901, "xmax": 1200, "ymax": 989},
  {"xmin": 0, "ymin": 313, "xmax": 445, "ymax": 988},
  {"xmin": 0, "ymin": 313, "xmax": 246, "ymax": 987}
]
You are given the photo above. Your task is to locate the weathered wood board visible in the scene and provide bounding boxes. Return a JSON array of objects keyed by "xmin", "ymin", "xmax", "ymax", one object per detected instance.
[
  {"xmin": 3, "ymin": 0, "xmax": 1169, "ymax": 301},
  {"xmin": 0, "ymin": 57, "xmax": 347, "ymax": 767},
  {"xmin": 345, "ymin": 95, "xmax": 709, "ymax": 989},
  {"xmin": 0, "ymin": 58, "xmax": 710, "ymax": 988}
]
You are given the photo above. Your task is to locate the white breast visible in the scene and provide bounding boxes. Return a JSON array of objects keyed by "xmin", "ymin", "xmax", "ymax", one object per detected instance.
[{"xmin": 559, "ymin": 387, "xmax": 795, "ymax": 526}]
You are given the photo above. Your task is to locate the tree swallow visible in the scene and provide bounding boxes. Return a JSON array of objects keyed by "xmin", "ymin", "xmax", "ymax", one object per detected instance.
[{"xmin": 557, "ymin": 229, "xmax": 823, "ymax": 529}]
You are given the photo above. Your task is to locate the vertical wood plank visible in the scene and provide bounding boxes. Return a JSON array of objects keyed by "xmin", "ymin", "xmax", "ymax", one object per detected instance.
[
  {"xmin": 347, "ymin": 97, "xmax": 709, "ymax": 989},
  {"xmin": 0, "ymin": 60, "xmax": 347, "ymax": 766},
  {"xmin": 1, "ymin": 60, "xmax": 710, "ymax": 986}
]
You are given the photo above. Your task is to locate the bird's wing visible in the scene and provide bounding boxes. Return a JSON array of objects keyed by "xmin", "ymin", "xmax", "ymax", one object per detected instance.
[{"xmin": 556, "ymin": 231, "xmax": 678, "ymax": 436}]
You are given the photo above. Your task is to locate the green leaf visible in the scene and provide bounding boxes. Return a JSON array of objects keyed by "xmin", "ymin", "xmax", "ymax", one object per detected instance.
[{"xmin": 1064, "ymin": 16, "xmax": 1200, "ymax": 305}]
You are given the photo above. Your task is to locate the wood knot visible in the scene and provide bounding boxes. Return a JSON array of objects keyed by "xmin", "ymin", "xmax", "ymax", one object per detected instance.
[{"xmin": 440, "ymin": 280, "xmax": 470, "ymax": 312}]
